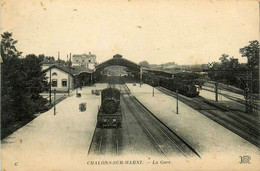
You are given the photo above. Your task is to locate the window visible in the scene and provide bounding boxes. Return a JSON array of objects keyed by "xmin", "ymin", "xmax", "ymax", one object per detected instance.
[
  {"xmin": 52, "ymin": 72, "xmax": 57, "ymax": 76},
  {"xmin": 76, "ymin": 60, "xmax": 78, "ymax": 62},
  {"xmin": 82, "ymin": 60, "xmax": 84, "ymax": 62},
  {"xmin": 52, "ymin": 79, "xmax": 57, "ymax": 87},
  {"xmin": 89, "ymin": 60, "xmax": 91, "ymax": 62},
  {"xmin": 62, "ymin": 79, "xmax": 67, "ymax": 87}
]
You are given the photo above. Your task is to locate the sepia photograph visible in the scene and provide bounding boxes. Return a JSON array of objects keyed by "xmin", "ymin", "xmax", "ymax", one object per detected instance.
[{"xmin": 1, "ymin": 0, "xmax": 259, "ymax": 170}]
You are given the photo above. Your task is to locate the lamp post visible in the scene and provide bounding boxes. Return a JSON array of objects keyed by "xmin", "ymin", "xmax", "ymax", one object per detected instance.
[
  {"xmin": 140, "ymin": 66, "xmax": 142, "ymax": 87},
  {"xmin": 176, "ymin": 89, "xmax": 179, "ymax": 114},
  {"xmin": 152, "ymin": 81, "xmax": 155, "ymax": 97},
  {"xmin": 54, "ymin": 89, "xmax": 56, "ymax": 115}
]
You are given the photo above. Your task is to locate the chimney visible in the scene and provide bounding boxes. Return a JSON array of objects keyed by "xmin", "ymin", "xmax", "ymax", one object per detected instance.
[
  {"xmin": 69, "ymin": 53, "xmax": 72, "ymax": 66},
  {"xmin": 58, "ymin": 52, "xmax": 60, "ymax": 66}
]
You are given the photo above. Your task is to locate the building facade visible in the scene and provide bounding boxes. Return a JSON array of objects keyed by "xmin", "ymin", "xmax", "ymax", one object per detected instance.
[
  {"xmin": 72, "ymin": 52, "xmax": 97, "ymax": 69},
  {"xmin": 43, "ymin": 65, "xmax": 93, "ymax": 92},
  {"xmin": 45, "ymin": 66, "xmax": 74, "ymax": 92}
]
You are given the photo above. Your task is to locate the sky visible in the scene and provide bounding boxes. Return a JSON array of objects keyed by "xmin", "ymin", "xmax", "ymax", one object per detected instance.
[{"xmin": 1, "ymin": 0, "xmax": 259, "ymax": 65}]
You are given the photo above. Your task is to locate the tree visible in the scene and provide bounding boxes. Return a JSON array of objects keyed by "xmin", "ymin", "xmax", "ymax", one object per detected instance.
[
  {"xmin": 1, "ymin": 32, "xmax": 23, "ymax": 125},
  {"xmin": 219, "ymin": 54, "xmax": 229, "ymax": 67},
  {"xmin": 139, "ymin": 60, "xmax": 150, "ymax": 68},
  {"xmin": 1, "ymin": 32, "xmax": 22, "ymax": 60},
  {"xmin": 23, "ymin": 54, "xmax": 48, "ymax": 99},
  {"xmin": 1, "ymin": 32, "xmax": 48, "ymax": 128},
  {"xmin": 239, "ymin": 40, "xmax": 259, "ymax": 69},
  {"xmin": 40, "ymin": 54, "xmax": 56, "ymax": 64},
  {"xmin": 208, "ymin": 53, "xmax": 243, "ymax": 85},
  {"xmin": 239, "ymin": 40, "xmax": 259, "ymax": 93}
]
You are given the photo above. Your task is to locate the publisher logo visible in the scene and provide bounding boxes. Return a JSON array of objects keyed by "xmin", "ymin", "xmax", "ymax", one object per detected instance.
[{"xmin": 239, "ymin": 155, "xmax": 251, "ymax": 164}]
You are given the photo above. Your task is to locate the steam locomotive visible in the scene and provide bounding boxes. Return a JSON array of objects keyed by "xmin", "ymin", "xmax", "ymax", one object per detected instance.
[{"xmin": 96, "ymin": 87, "xmax": 122, "ymax": 128}]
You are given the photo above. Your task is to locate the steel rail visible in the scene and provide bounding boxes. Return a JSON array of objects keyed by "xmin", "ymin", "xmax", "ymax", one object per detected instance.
[
  {"xmin": 157, "ymin": 86, "xmax": 260, "ymax": 147},
  {"xmin": 119, "ymin": 87, "xmax": 168, "ymax": 158},
  {"xmin": 120, "ymin": 84, "xmax": 197, "ymax": 158},
  {"xmin": 129, "ymin": 93, "xmax": 188, "ymax": 158}
]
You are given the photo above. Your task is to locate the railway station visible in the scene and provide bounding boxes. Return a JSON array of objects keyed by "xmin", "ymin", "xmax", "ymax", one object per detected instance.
[
  {"xmin": 1, "ymin": 1, "xmax": 260, "ymax": 170},
  {"xmin": 2, "ymin": 54, "xmax": 260, "ymax": 170}
]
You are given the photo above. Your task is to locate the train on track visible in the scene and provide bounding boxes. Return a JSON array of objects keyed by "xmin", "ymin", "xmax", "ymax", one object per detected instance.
[
  {"xmin": 143, "ymin": 73, "xmax": 200, "ymax": 97},
  {"xmin": 96, "ymin": 87, "xmax": 122, "ymax": 128},
  {"xmin": 159, "ymin": 76, "xmax": 200, "ymax": 97}
]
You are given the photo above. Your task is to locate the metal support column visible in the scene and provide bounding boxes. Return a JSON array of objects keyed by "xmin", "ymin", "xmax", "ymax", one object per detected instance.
[{"xmin": 54, "ymin": 89, "xmax": 56, "ymax": 115}]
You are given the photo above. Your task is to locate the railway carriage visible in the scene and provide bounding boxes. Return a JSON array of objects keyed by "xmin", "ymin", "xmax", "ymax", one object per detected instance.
[
  {"xmin": 143, "ymin": 74, "xmax": 200, "ymax": 97},
  {"xmin": 143, "ymin": 73, "xmax": 160, "ymax": 87},
  {"xmin": 97, "ymin": 87, "xmax": 122, "ymax": 128},
  {"xmin": 158, "ymin": 76, "xmax": 200, "ymax": 97}
]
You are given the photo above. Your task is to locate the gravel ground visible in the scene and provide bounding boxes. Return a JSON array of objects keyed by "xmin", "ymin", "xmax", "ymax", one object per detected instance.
[{"xmin": 126, "ymin": 83, "xmax": 260, "ymax": 170}]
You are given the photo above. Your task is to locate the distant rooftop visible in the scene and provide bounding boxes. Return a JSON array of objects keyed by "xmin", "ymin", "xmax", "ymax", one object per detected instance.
[
  {"xmin": 113, "ymin": 54, "xmax": 122, "ymax": 59},
  {"xmin": 73, "ymin": 52, "xmax": 96, "ymax": 58},
  {"xmin": 43, "ymin": 65, "xmax": 94, "ymax": 76}
]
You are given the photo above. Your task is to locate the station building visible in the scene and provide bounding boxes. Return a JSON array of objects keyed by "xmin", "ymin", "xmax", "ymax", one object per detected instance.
[
  {"xmin": 43, "ymin": 65, "xmax": 94, "ymax": 92},
  {"xmin": 72, "ymin": 52, "xmax": 97, "ymax": 70}
]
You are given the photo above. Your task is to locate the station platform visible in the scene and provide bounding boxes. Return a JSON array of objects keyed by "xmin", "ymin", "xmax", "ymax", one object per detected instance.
[
  {"xmin": 126, "ymin": 83, "xmax": 260, "ymax": 170},
  {"xmin": 2, "ymin": 83, "xmax": 259, "ymax": 170},
  {"xmin": 1, "ymin": 84, "xmax": 108, "ymax": 170}
]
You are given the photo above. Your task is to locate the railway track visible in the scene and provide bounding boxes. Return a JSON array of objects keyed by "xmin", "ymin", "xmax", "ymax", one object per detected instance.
[
  {"xmin": 156, "ymin": 86, "xmax": 260, "ymax": 148},
  {"xmin": 88, "ymin": 127, "xmax": 121, "ymax": 156},
  {"xmin": 120, "ymin": 84, "xmax": 200, "ymax": 158},
  {"xmin": 89, "ymin": 83, "xmax": 200, "ymax": 157},
  {"xmin": 202, "ymin": 87, "xmax": 260, "ymax": 111}
]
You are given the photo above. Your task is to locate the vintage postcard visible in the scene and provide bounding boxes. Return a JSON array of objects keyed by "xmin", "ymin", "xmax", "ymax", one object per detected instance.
[{"xmin": 1, "ymin": 0, "xmax": 259, "ymax": 170}]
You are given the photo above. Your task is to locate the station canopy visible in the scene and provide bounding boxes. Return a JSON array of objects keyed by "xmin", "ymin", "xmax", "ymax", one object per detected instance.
[{"xmin": 95, "ymin": 54, "xmax": 140, "ymax": 73}]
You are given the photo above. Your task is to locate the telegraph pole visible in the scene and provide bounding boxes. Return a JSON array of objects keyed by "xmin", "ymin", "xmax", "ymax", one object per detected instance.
[
  {"xmin": 245, "ymin": 84, "xmax": 249, "ymax": 113},
  {"xmin": 246, "ymin": 68, "xmax": 254, "ymax": 114},
  {"xmin": 205, "ymin": 62, "xmax": 257, "ymax": 114},
  {"xmin": 215, "ymin": 81, "xmax": 218, "ymax": 102},
  {"xmin": 49, "ymin": 68, "xmax": 52, "ymax": 104}
]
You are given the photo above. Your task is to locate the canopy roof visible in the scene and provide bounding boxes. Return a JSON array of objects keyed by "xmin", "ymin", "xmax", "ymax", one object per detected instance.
[{"xmin": 95, "ymin": 54, "xmax": 140, "ymax": 73}]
